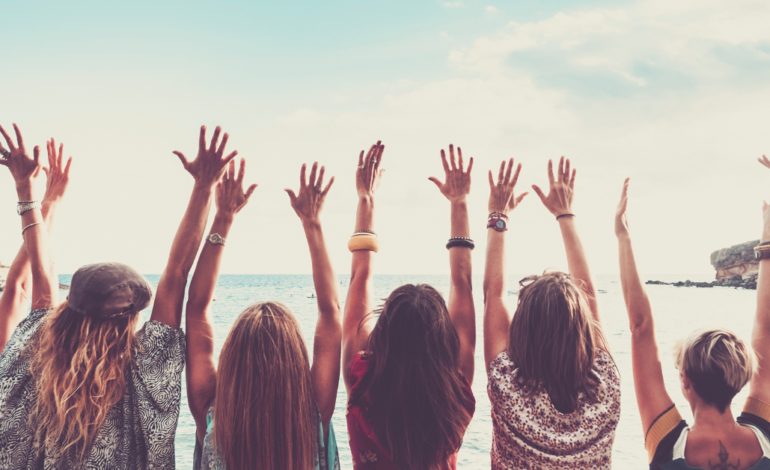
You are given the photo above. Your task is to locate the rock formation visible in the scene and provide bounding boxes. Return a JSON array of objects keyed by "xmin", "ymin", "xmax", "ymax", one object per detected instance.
[
  {"xmin": 710, "ymin": 240, "xmax": 760, "ymax": 280},
  {"xmin": 646, "ymin": 240, "xmax": 761, "ymax": 290}
]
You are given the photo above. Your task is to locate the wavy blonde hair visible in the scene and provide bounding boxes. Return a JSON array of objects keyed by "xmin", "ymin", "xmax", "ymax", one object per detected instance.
[{"xmin": 30, "ymin": 301, "xmax": 140, "ymax": 459}]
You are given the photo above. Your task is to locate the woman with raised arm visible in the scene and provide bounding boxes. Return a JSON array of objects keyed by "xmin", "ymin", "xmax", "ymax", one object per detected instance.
[
  {"xmin": 344, "ymin": 142, "xmax": 475, "ymax": 470},
  {"xmin": 484, "ymin": 157, "xmax": 620, "ymax": 469},
  {"xmin": 189, "ymin": 161, "xmax": 341, "ymax": 470},
  {"xmin": 618, "ymin": 172, "xmax": 770, "ymax": 470},
  {"xmin": 0, "ymin": 137, "xmax": 71, "ymax": 352},
  {"xmin": 0, "ymin": 124, "xmax": 234, "ymax": 469}
]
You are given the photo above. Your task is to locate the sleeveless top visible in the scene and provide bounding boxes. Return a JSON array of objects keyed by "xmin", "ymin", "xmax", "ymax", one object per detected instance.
[
  {"xmin": 0, "ymin": 308, "xmax": 186, "ymax": 469},
  {"xmin": 647, "ymin": 399, "xmax": 770, "ymax": 469},
  {"xmin": 192, "ymin": 403, "xmax": 340, "ymax": 470},
  {"xmin": 487, "ymin": 348, "xmax": 621, "ymax": 470},
  {"xmin": 346, "ymin": 351, "xmax": 476, "ymax": 470}
]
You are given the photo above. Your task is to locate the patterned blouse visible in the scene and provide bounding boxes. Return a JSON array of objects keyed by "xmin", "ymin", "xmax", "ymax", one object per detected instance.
[
  {"xmin": 0, "ymin": 308, "xmax": 186, "ymax": 470},
  {"xmin": 487, "ymin": 349, "xmax": 621, "ymax": 470}
]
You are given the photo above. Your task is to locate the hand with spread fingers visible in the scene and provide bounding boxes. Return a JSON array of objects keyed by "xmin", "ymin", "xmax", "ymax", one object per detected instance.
[
  {"xmin": 0, "ymin": 124, "xmax": 43, "ymax": 188},
  {"xmin": 615, "ymin": 178, "xmax": 631, "ymax": 238},
  {"xmin": 173, "ymin": 125, "xmax": 238, "ymax": 188},
  {"xmin": 488, "ymin": 158, "xmax": 527, "ymax": 214},
  {"xmin": 41, "ymin": 138, "xmax": 73, "ymax": 205},
  {"xmin": 429, "ymin": 144, "xmax": 472, "ymax": 203},
  {"xmin": 286, "ymin": 162, "xmax": 335, "ymax": 226},
  {"xmin": 215, "ymin": 159, "xmax": 257, "ymax": 217},
  {"xmin": 532, "ymin": 156, "xmax": 576, "ymax": 218},
  {"xmin": 356, "ymin": 141, "xmax": 385, "ymax": 200}
]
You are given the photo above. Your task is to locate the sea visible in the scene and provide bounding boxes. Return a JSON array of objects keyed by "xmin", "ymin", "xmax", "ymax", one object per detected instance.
[{"xmin": 57, "ymin": 273, "xmax": 759, "ymax": 469}]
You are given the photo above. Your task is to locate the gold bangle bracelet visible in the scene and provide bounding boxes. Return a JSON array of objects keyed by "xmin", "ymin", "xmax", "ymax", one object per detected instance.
[{"xmin": 348, "ymin": 235, "xmax": 380, "ymax": 253}]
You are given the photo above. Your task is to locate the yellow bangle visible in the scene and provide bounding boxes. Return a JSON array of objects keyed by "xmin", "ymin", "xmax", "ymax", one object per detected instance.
[{"xmin": 348, "ymin": 234, "xmax": 380, "ymax": 253}]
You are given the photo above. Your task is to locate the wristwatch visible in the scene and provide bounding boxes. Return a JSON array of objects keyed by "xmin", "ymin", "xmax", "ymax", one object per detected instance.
[
  {"xmin": 17, "ymin": 201, "xmax": 40, "ymax": 216},
  {"xmin": 756, "ymin": 249, "xmax": 770, "ymax": 261},
  {"xmin": 207, "ymin": 233, "xmax": 226, "ymax": 246},
  {"xmin": 487, "ymin": 217, "xmax": 508, "ymax": 232}
]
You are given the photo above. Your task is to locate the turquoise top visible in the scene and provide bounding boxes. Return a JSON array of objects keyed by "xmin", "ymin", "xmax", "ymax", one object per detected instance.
[{"xmin": 192, "ymin": 405, "xmax": 339, "ymax": 470}]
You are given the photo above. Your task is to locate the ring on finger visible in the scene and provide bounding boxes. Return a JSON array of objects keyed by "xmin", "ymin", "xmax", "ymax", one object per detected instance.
[
  {"xmin": 357, "ymin": 165, "xmax": 365, "ymax": 169},
  {"xmin": 314, "ymin": 185, "xmax": 323, "ymax": 193},
  {"xmin": 0, "ymin": 149, "xmax": 9, "ymax": 159}
]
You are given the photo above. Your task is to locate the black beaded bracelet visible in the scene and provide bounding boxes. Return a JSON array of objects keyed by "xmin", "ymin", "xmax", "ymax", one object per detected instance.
[
  {"xmin": 446, "ymin": 237, "xmax": 475, "ymax": 250},
  {"xmin": 556, "ymin": 213, "xmax": 575, "ymax": 220}
]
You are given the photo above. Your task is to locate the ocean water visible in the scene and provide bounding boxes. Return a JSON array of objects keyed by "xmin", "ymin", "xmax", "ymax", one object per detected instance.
[{"xmin": 59, "ymin": 273, "xmax": 758, "ymax": 469}]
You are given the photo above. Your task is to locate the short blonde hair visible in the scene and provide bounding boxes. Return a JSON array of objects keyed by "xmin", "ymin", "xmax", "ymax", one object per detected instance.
[{"xmin": 674, "ymin": 328, "xmax": 756, "ymax": 412}]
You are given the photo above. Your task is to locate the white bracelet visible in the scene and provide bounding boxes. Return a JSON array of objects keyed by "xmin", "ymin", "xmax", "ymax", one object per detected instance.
[{"xmin": 21, "ymin": 222, "xmax": 42, "ymax": 235}]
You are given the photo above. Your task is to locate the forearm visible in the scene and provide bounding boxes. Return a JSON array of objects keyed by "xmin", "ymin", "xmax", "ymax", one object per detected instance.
[
  {"xmin": 617, "ymin": 234, "xmax": 653, "ymax": 332},
  {"xmin": 7, "ymin": 200, "xmax": 59, "ymax": 294},
  {"xmin": 17, "ymin": 183, "xmax": 56, "ymax": 309},
  {"xmin": 558, "ymin": 217, "xmax": 598, "ymax": 315},
  {"xmin": 165, "ymin": 184, "xmax": 214, "ymax": 278},
  {"xmin": 483, "ymin": 229, "xmax": 506, "ymax": 300},
  {"xmin": 304, "ymin": 221, "xmax": 341, "ymax": 320},
  {"xmin": 449, "ymin": 200, "xmax": 472, "ymax": 287},
  {"xmin": 343, "ymin": 197, "xmax": 376, "ymax": 347},
  {"xmin": 187, "ymin": 212, "xmax": 233, "ymax": 313}
]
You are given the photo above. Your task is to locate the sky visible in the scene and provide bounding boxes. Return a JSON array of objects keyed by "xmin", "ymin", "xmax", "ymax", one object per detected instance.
[{"xmin": 1, "ymin": 0, "xmax": 770, "ymax": 277}]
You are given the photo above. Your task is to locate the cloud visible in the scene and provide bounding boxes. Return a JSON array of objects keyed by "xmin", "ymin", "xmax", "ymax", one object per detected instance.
[
  {"xmin": 486, "ymin": 6, "xmax": 497, "ymax": 13},
  {"xmin": 276, "ymin": 108, "xmax": 327, "ymax": 127},
  {"xmin": 440, "ymin": 31, "xmax": 452, "ymax": 40},
  {"xmin": 448, "ymin": 0, "xmax": 770, "ymax": 98},
  {"xmin": 441, "ymin": 1, "xmax": 462, "ymax": 8}
]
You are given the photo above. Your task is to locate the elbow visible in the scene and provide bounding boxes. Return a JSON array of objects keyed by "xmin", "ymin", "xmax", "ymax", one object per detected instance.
[
  {"xmin": 451, "ymin": 273, "xmax": 473, "ymax": 292},
  {"xmin": 629, "ymin": 316, "xmax": 653, "ymax": 335}
]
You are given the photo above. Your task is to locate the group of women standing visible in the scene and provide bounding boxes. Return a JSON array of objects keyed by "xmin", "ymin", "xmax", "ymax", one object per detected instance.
[{"xmin": 0, "ymin": 122, "xmax": 769, "ymax": 470}]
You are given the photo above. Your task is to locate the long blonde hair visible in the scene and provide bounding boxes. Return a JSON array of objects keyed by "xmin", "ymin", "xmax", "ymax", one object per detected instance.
[
  {"xmin": 31, "ymin": 301, "xmax": 140, "ymax": 459},
  {"xmin": 509, "ymin": 272, "xmax": 608, "ymax": 413},
  {"xmin": 214, "ymin": 301, "xmax": 319, "ymax": 470}
]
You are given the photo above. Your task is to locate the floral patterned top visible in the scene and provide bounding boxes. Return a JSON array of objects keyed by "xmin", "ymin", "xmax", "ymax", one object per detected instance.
[
  {"xmin": 346, "ymin": 352, "xmax": 475, "ymax": 470},
  {"xmin": 487, "ymin": 349, "xmax": 621, "ymax": 470},
  {"xmin": 0, "ymin": 308, "xmax": 186, "ymax": 470}
]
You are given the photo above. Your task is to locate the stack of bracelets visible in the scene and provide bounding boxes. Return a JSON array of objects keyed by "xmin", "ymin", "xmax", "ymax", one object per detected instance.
[
  {"xmin": 348, "ymin": 229, "xmax": 380, "ymax": 253},
  {"xmin": 487, "ymin": 211, "xmax": 508, "ymax": 232},
  {"xmin": 755, "ymin": 241, "xmax": 770, "ymax": 260}
]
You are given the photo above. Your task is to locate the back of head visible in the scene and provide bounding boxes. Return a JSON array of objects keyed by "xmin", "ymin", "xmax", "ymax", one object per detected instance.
[
  {"xmin": 508, "ymin": 272, "xmax": 604, "ymax": 413},
  {"xmin": 362, "ymin": 284, "xmax": 472, "ymax": 470},
  {"xmin": 674, "ymin": 329, "xmax": 755, "ymax": 413},
  {"xmin": 32, "ymin": 300, "xmax": 140, "ymax": 459},
  {"xmin": 214, "ymin": 302, "xmax": 318, "ymax": 470}
]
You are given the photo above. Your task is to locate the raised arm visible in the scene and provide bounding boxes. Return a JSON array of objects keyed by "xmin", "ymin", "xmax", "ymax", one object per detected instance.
[
  {"xmin": 532, "ymin": 157, "xmax": 601, "ymax": 325},
  {"xmin": 342, "ymin": 141, "xmax": 384, "ymax": 391},
  {"xmin": 615, "ymin": 178, "xmax": 673, "ymax": 433},
  {"xmin": 0, "ymin": 137, "xmax": 71, "ymax": 351},
  {"xmin": 0, "ymin": 124, "xmax": 57, "ymax": 314},
  {"xmin": 186, "ymin": 159, "xmax": 256, "ymax": 442},
  {"xmin": 151, "ymin": 126, "xmax": 237, "ymax": 328},
  {"xmin": 483, "ymin": 159, "xmax": 527, "ymax": 370},
  {"xmin": 429, "ymin": 145, "xmax": 476, "ymax": 383},
  {"xmin": 750, "ymin": 155, "xmax": 770, "ymax": 403},
  {"xmin": 286, "ymin": 162, "xmax": 340, "ymax": 430}
]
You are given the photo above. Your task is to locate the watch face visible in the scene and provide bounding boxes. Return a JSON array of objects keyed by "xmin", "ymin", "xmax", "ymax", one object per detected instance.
[{"xmin": 496, "ymin": 220, "xmax": 505, "ymax": 229}]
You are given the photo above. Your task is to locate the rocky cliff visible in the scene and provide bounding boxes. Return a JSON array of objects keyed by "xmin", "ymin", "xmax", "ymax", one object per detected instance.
[{"xmin": 710, "ymin": 240, "xmax": 760, "ymax": 280}]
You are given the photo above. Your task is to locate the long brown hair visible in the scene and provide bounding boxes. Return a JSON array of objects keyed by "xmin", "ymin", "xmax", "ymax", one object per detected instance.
[
  {"xmin": 214, "ymin": 302, "xmax": 319, "ymax": 470},
  {"xmin": 353, "ymin": 284, "xmax": 473, "ymax": 470},
  {"xmin": 508, "ymin": 271, "xmax": 607, "ymax": 413},
  {"xmin": 31, "ymin": 301, "xmax": 140, "ymax": 459}
]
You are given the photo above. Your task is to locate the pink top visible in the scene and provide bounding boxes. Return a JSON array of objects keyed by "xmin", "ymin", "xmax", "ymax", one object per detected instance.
[{"xmin": 346, "ymin": 352, "xmax": 475, "ymax": 469}]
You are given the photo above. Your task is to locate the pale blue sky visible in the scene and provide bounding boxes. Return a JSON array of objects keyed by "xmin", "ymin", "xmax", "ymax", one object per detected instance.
[{"xmin": 2, "ymin": 0, "xmax": 770, "ymax": 276}]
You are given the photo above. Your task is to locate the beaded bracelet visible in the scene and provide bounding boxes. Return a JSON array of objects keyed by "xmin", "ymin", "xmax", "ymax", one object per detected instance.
[
  {"xmin": 446, "ymin": 237, "xmax": 475, "ymax": 250},
  {"xmin": 488, "ymin": 212, "xmax": 508, "ymax": 220}
]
